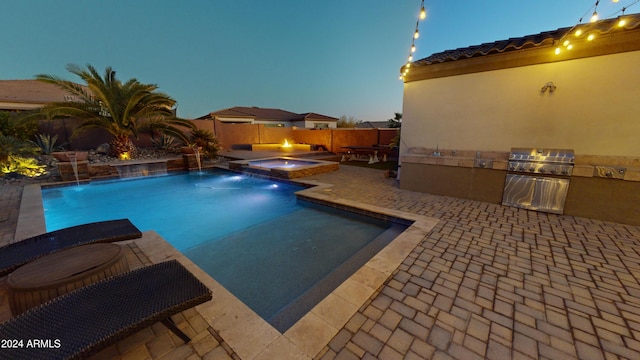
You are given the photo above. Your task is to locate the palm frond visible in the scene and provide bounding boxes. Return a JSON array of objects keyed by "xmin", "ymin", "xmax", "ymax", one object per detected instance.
[{"xmin": 33, "ymin": 64, "xmax": 190, "ymax": 158}]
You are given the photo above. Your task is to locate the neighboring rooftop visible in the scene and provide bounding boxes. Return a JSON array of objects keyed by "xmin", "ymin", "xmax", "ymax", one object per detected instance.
[
  {"xmin": 199, "ymin": 106, "xmax": 300, "ymax": 121},
  {"xmin": 0, "ymin": 80, "xmax": 78, "ymax": 110},
  {"xmin": 356, "ymin": 121, "xmax": 392, "ymax": 129},
  {"xmin": 198, "ymin": 106, "xmax": 338, "ymax": 123}
]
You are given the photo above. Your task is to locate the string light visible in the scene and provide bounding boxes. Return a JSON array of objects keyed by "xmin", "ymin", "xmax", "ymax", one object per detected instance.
[
  {"xmin": 400, "ymin": 0, "xmax": 427, "ymax": 80},
  {"xmin": 398, "ymin": 1, "xmax": 636, "ymax": 70},
  {"xmin": 554, "ymin": 0, "xmax": 638, "ymax": 55},
  {"xmin": 590, "ymin": 1, "xmax": 600, "ymax": 22}
]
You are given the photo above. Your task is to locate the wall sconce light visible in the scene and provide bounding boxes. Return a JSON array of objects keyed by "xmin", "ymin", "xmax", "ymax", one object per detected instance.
[{"xmin": 540, "ymin": 82, "xmax": 557, "ymax": 93}]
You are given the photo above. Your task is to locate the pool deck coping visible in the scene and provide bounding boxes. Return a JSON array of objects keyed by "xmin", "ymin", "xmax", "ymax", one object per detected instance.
[{"xmin": 17, "ymin": 177, "xmax": 438, "ymax": 359}]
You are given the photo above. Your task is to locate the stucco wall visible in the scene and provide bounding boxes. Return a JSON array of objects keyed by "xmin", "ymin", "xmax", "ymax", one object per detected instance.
[
  {"xmin": 293, "ymin": 129, "xmax": 332, "ymax": 149},
  {"xmin": 401, "ymin": 50, "xmax": 640, "ymax": 157}
]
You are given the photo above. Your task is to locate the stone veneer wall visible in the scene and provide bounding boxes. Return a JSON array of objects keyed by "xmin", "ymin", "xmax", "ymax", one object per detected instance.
[{"xmin": 58, "ymin": 157, "xmax": 188, "ymax": 182}]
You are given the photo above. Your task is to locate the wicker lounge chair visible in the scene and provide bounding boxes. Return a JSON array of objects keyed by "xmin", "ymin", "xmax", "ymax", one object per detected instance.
[
  {"xmin": 0, "ymin": 219, "xmax": 142, "ymax": 276},
  {"xmin": 0, "ymin": 260, "xmax": 213, "ymax": 360}
]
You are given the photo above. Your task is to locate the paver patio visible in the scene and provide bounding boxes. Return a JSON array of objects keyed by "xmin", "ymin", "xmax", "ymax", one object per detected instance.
[{"xmin": 1, "ymin": 161, "xmax": 639, "ymax": 359}]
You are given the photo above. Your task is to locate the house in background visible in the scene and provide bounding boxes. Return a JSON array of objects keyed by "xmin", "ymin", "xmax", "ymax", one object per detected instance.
[
  {"xmin": 399, "ymin": 14, "xmax": 640, "ymax": 225},
  {"xmin": 198, "ymin": 106, "xmax": 338, "ymax": 128},
  {"xmin": 0, "ymin": 80, "xmax": 76, "ymax": 111},
  {"xmin": 356, "ymin": 121, "xmax": 390, "ymax": 129}
]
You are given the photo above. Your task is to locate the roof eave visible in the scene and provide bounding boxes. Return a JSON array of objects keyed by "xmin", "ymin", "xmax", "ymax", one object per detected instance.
[{"xmin": 404, "ymin": 26, "xmax": 640, "ymax": 82}]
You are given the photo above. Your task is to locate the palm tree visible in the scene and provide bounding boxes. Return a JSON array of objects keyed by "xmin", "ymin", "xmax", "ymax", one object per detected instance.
[{"xmin": 35, "ymin": 64, "xmax": 194, "ymax": 158}]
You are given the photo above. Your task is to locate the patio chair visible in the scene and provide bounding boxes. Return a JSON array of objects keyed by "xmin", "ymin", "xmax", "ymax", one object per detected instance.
[
  {"xmin": 0, "ymin": 260, "xmax": 213, "ymax": 360},
  {"xmin": 0, "ymin": 219, "xmax": 142, "ymax": 276}
]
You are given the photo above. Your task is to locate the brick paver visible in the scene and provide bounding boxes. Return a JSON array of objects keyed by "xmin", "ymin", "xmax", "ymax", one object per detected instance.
[
  {"xmin": 3, "ymin": 163, "xmax": 640, "ymax": 359},
  {"xmin": 309, "ymin": 166, "xmax": 640, "ymax": 360}
]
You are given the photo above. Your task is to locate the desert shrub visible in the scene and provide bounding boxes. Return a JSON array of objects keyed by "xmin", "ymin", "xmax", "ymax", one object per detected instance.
[
  {"xmin": 0, "ymin": 111, "xmax": 38, "ymax": 140},
  {"xmin": 1, "ymin": 155, "xmax": 46, "ymax": 177},
  {"xmin": 151, "ymin": 134, "xmax": 180, "ymax": 151},
  {"xmin": 33, "ymin": 133, "xmax": 66, "ymax": 154},
  {"xmin": 190, "ymin": 129, "xmax": 219, "ymax": 159}
]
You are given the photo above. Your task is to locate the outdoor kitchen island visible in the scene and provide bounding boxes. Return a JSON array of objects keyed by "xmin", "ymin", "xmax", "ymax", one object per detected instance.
[{"xmin": 399, "ymin": 147, "xmax": 640, "ymax": 226}]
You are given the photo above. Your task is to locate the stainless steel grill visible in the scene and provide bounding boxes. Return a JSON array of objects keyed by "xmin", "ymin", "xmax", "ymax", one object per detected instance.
[{"xmin": 502, "ymin": 148, "xmax": 575, "ymax": 214}]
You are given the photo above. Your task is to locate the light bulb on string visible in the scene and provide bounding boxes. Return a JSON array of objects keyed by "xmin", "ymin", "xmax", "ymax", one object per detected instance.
[
  {"xmin": 619, "ymin": 7, "xmax": 627, "ymax": 27},
  {"xmin": 555, "ymin": 47, "xmax": 561, "ymax": 55},
  {"xmin": 411, "ymin": 44, "xmax": 416, "ymax": 53},
  {"xmin": 575, "ymin": 29, "xmax": 583, "ymax": 36},
  {"xmin": 414, "ymin": 29, "xmax": 420, "ymax": 39},
  {"xmin": 590, "ymin": 0, "xmax": 599, "ymax": 22},
  {"xmin": 587, "ymin": 33, "xmax": 595, "ymax": 41},
  {"xmin": 408, "ymin": 54, "xmax": 413, "ymax": 62},
  {"xmin": 420, "ymin": 7, "xmax": 426, "ymax": 20}
]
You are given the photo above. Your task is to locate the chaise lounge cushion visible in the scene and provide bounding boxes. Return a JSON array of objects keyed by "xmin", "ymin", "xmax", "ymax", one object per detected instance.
[
  {"xmin": 0, "ymin": 219, "xmax": 142, "ymax": 276},
  {"xmin": 0, "ymin": 260, "xmax": 212, "ymax": 360}
]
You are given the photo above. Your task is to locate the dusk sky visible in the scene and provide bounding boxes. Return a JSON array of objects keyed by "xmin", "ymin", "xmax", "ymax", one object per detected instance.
[{"xmin": 1, "ymin": 1, "xmax": 634, "ymax": 121}]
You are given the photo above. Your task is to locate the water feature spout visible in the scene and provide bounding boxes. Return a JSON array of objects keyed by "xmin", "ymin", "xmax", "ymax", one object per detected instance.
[
  {"xmin": 194, "ymin": 148, "xmax": 202, "ymax": 173},
  {"xmin": 114, "ymin": 161, "xmax": 168, "ymax": 178},
  {"xmin": 67, "ymin": 152, "xmax": 80, "ymax": 186}
]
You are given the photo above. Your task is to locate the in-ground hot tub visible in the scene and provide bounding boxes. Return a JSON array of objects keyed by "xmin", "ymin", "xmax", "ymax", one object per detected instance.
[{"xmin": 228, "ymin": 157, "xmax": 338, "ymax": 179}]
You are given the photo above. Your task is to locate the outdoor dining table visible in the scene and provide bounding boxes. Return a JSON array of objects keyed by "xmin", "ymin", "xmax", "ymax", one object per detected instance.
[{"xmin": 6, "ymin": 243, "xmax": 130, "ymax": 316}]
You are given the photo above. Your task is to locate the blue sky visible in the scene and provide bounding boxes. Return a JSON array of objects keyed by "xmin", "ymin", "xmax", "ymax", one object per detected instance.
[{"xmin": 1, "ymin": 1, "xmax": 634, "ymax": 121}]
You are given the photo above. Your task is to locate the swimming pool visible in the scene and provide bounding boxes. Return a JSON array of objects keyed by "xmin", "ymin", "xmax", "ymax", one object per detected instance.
[{"xmin": 41, "ymin": 169, "xmax": 401, "ymax": 331}]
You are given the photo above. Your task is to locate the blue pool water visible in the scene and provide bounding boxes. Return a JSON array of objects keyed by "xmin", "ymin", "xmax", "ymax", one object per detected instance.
[{"xmin": 41, "ymin": 169, "xmax": 396, "ymax": 331}]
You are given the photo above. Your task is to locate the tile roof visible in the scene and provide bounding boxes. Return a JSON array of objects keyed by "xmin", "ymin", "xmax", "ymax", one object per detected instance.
[
  {"xmin": 298, "ymin": 112, "xmax": 338, "ymax": 121},
  {"xmin": 0, "ymin": 80, "xmax": 76, "ymax": 109},
  {"xmin": 200, "ymin": 107, "xmax": 337, "ymax": 122},
  {"xmin": 356, "ymin": 121, "xmax": 390, "ymax": 129},
  {"xmin": 204, "ymin": 106, "xmax": 299, "ymax": 121},
  {"xmin": 414, "ymin": 13, "xmax": 640, "ymax": 66}
]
